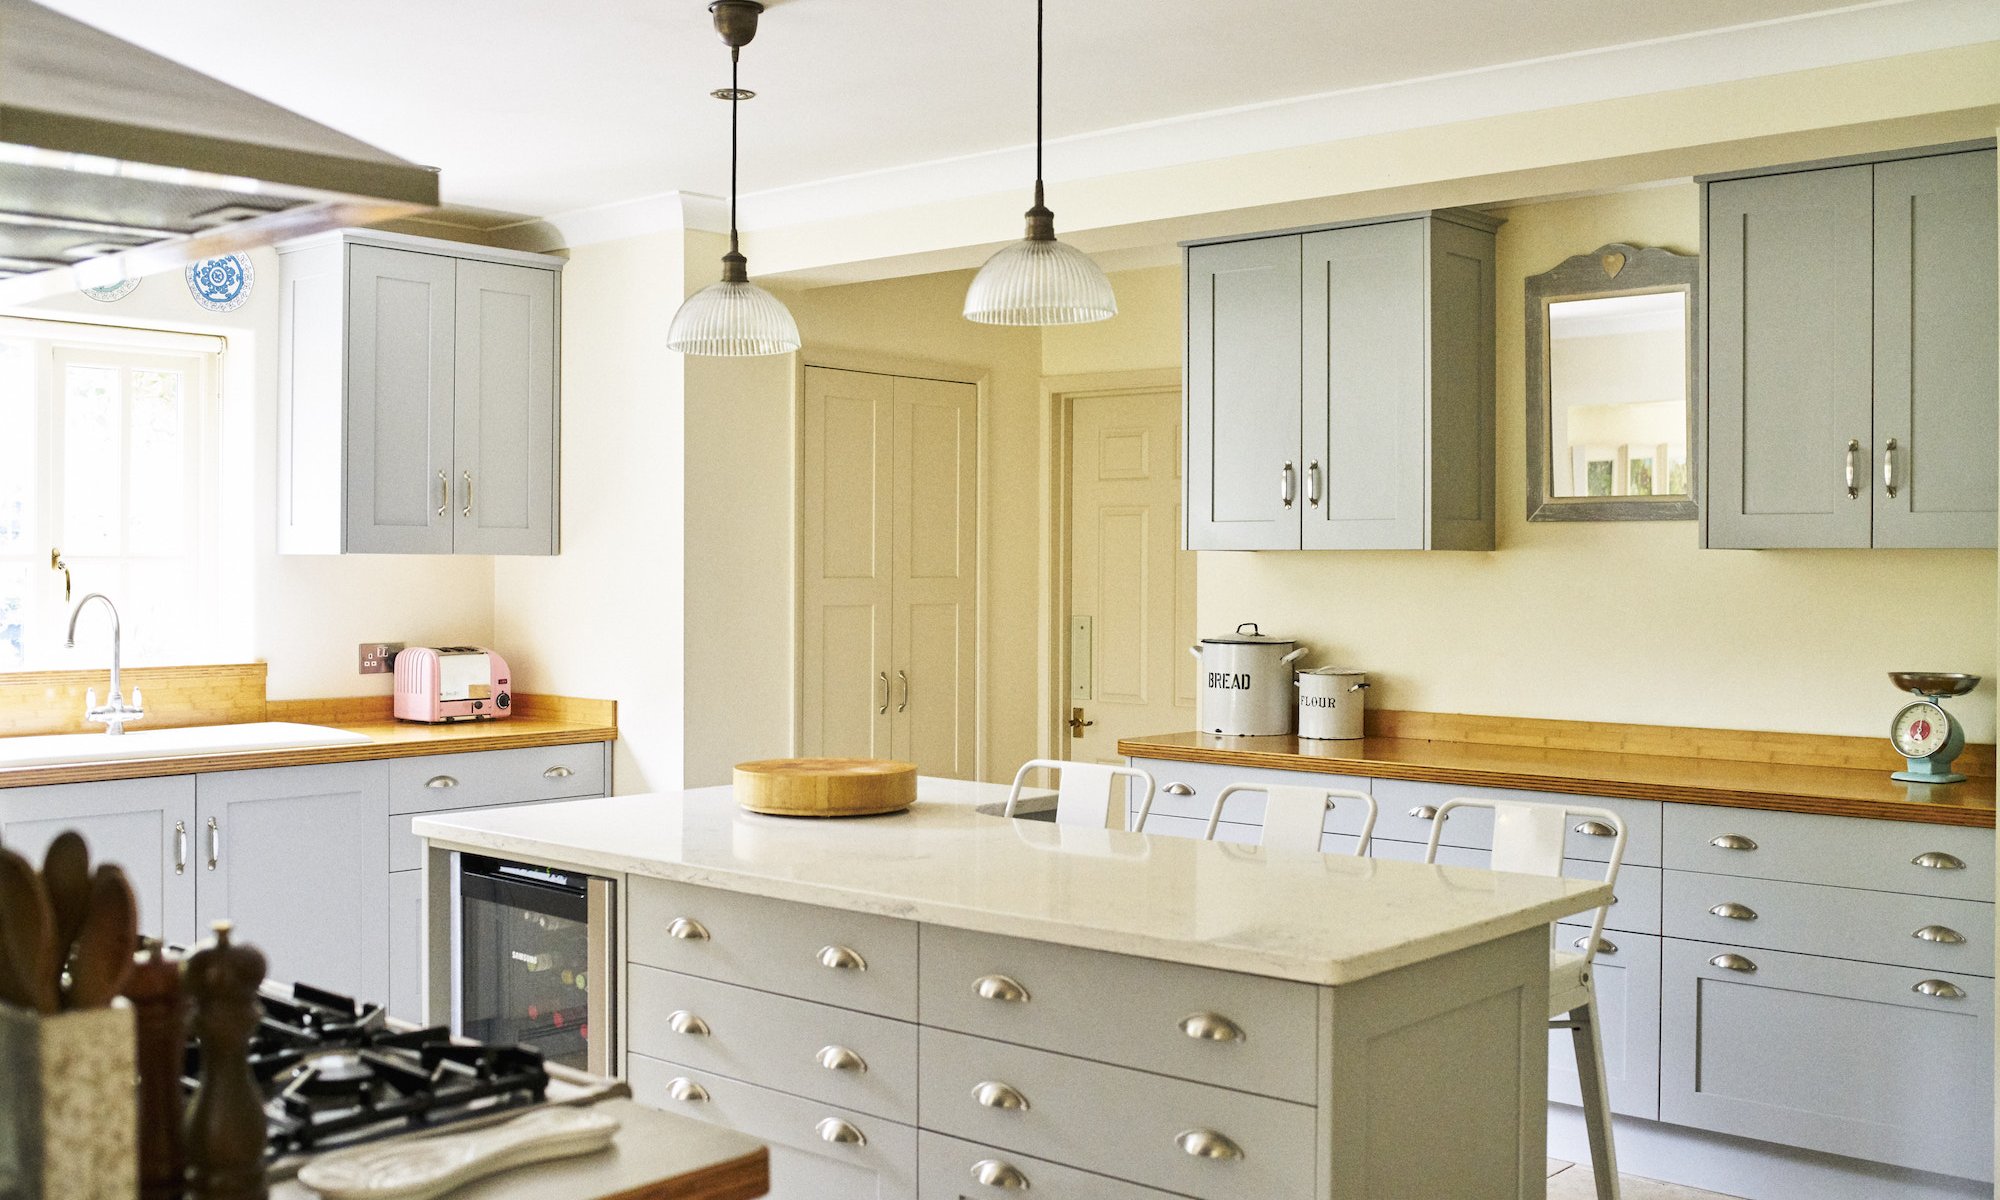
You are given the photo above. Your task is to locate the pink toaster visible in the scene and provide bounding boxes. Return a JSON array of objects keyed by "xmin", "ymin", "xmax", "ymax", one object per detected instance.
[{"xmin": 394, "ymin": 646, "xmax": 513, "ymax": 723}]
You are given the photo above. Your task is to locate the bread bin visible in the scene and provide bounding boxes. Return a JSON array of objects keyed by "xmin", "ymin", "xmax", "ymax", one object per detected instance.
[{"xmin": 1189, "ymin": 624, "xmax": 1308, "ymax": 736}]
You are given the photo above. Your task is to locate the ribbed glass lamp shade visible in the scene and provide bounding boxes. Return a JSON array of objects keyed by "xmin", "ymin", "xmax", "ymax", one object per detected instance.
[
  {"xmin": 665, "ymin": 278, "xmax": 801, "ymax": 356},
  {"xmin": 963, "ymin": 235, "xmax": 1117, "ymax": 326}
]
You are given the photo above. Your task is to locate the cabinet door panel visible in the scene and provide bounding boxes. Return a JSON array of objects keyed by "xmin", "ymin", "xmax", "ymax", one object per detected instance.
[
  {"xmin": 387, "ymin": 869, "xmax": 422, "ymax": 1024},
  {"xmin": 1873, "ymin": 149, "xmax": 1998, "ymax": 548},
  {"xmin": 1302, "ymin": 220, "xmax": 1426, "ymax": 549},
  {"xmin": 1705, "ymin": 166, "xmax": 1874, "ymax": 548},
  {"xmin": 1660, "ymin": 938, "xmax": 1992, "ymax": 1181},
  {"xmin": 1550, "ymin": 925, "xmax": 1660, "ymax": 1119},
  {"xmin": 453, "ymin": 260, "xmax": 558, "ymax": 555},
  {"xmin": 802, "ymin": 368, "xmax": 895, "ymax": 760},
  {"xmin": 345, "ymin": 245, "xmax": 455, "ymax": 554},
  {"xmin": 196, "ymin": 762, "xmax": 390, "ymax": 1002},
  {"xmin": 891, "ymin": 377, "xmax": 977, "ymax": 779},
  {"xmin": 0, "ymin": 776, "xmax": 197, "ymax": 948},
  {"xmin": 1184, "ymin": 237, "xmax": 1301, "ymax": 549}
]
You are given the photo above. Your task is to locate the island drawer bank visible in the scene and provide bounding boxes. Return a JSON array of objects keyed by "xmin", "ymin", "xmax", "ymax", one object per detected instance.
[
  {"xmin": 1123, "ymin": 732, "xmax": 1995, "ymax": 1199},
  {"xmin": 414, "ymin": 783, "xmax": 1611, "ymax": 1200}
]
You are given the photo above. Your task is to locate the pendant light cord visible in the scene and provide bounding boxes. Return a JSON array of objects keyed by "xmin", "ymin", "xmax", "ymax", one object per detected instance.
[
  {"xmin": 1035, "ymin": 0, "xmax": 1043, "ymax": 189},
  {"xmin": 730, "ymin": 47, "xmax": 741, "ymax": 258}
]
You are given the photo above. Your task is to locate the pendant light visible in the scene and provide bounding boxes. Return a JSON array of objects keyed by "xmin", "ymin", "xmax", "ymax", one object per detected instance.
[
  {"xmin": 963, "ymin": 0, "xmax": 1116, "ymax": 326},
  {"xmin": 666, "ymin": 0, "xmax": 801, "ymax": 356}
]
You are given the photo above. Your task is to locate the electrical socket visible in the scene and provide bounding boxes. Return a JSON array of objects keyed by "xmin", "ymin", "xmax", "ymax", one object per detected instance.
[{"xmin": 359, "ymin": 642, "xmax": 405, "ymax": 675}]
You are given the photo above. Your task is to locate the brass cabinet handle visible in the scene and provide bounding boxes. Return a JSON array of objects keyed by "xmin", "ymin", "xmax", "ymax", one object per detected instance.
[
  {"xmin": 1914, "ymin": 925, "xmax": 1967, "ymax": 944},
  {"xmin": 666, "ymin": 1010, "xmax": 710, "ymax": 1036},
  {"xmin": 1709, "ymin": 902, "xmax": 1758, "ymax": 921},
  {"xmin": 1709, "ymin": 953, "xmax": 1757, "ymax": 973},
  {"xmin": 426, "ymin": 775, "xmax": 458, "ymax": 789},
  {"xmin": 1573, "ymin": 820, "xmax": 1616, "ymax": 838},
  {"xmin": 815, "ymin": 1117, "xmax": 867, "ymax": 1146},
  {"xmin": 972, "ymin": 1081, "xmax": 1031, "ymax": 1111},
  {"xmin": 437, "ymin": 469, "xmax": 448, "ymax": 517},
  {"xmin": 1710, "ymin": 834, "xmax": 1757, "ymax": 851},
  {"xmin": 1179, "ymin": 1012, "xmax": 1246, "ymax": 1043},
  {"xmin": 665, "ymin": 1077, "xmax": 709, "ymax": 1103},
  {"xmin": 173, "ymin": 820, "xmax": 187, "ymax": 876},
  {"xmin": 1913, "ymin": 851, "xmax": 1966, "ymax": 871},
  {"xmin": 462, "ymin": 469, "xmax": 473, "ymax": 517},
  {"xmin": 1883, "ymin": 437, "xmax": 1899, "ymax": 498},
  {"xmin": 1573, "ymin": 934, "xmax": 1617, "ymax": 955},
  {"xmin": 1844, "ymin": 438, "xmax": 1861, "ymax": 499},
  {"xmin": 1913, "ymin": 978, "xmax": 1967, "ymax": 1000},
  {"xmin": 970, "ymin": 1159, "xmax": 1031, "ymax": 1190},
  {"xmin": 1163, "ymin": 783, "xmax": 1194, "ymax": 796},
  {"xmin": 818, "ymin": 944, "xmax": 867, "ymax": 971},
  {"xmin": 816, "ymin": 1045, "xmax": 868, "ymax": 1073},
  {"xmin": 1175, "ymin": 1129, "xmax": 1244, "ymax": 1161},
  {"xmin": 1305, "ymin": 460, "xmax": 1322, "ymax": 507},
  {"xmin": 666, "ymin": 917, "xmax": 711, "ymax": 941},
  {"xmin": 206, "ymin": 816, "xmax": 220, "ymax": 871},
  {"xmin": 543, "ymin": 765, "xmax": 574, "ymax": 779},
  {"xmin": 974, "ymin": 974, "xmax": 1030, "ymax": 1003}
]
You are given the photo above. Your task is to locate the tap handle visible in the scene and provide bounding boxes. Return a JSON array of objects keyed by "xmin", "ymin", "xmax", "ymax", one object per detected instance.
[
  {"xmin": 131, "ymin": 687, "xmax": 144, "ymax": 711},
  {"xmin": 85, "ymin": 688, "xmax": 97, "ymax": 713}
]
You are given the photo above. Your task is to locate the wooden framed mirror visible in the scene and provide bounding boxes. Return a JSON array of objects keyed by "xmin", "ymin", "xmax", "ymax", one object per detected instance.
[{"xmin": 1525, "ymin": 243, "xmax": 1698, "ymax": 521}]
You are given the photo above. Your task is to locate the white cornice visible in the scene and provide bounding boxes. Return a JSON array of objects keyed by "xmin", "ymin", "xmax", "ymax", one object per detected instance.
[{"xmin": 512, "ymin": 0, "xmax": 2000, "ymax": 253}]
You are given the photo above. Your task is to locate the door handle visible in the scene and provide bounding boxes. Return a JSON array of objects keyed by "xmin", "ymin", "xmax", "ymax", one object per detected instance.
[
  {"xmin": 970, "ymin": 1159, "xmax": 1031, "ymax": 1190},
  {"xmin": 1179, "ymin": 1012, "xmax": 1246, "ymax": 1043},
  {"xmin": 1175, "ymin": 1129, "xmax": 1244, "ymax": 1161},
  {"xmin": 1844, "ymin": 438, "xmax": 1860, "ymax": 499},
  {"xmin": 897, "ymin": 669, "xmax": 909, "ymax": 713},
  {"xmin": 426, "ymin": 775, "xmax": 458, "ymax": 789},
  {"xmin": 664, "ymin": 1077, "xmax": 709, "ymax": 1103},
  {"xmin": 1306, "ymin": 460, "xmax": 1321, "ymax": 507},
  {"xmin": 878, "ymin": 671, "xmax": 889, "ymax": 716},
  {"xmin": 1709, "ymin": 953, "xmax": 1757, "ymax": 973},
  {"xmin": 666, "ymin": 1010, "xmax": 710, "ymax": 1036},
  {"xmin": 437, "ymin": 469, "xmax": 448, "ymax": 517},
  {"xmin": 205, "ymin": 816, "xmax": 219, "ymax": 871},
  {"xmin": 1573, "ymin": 820, "xmax": 1616, "ymax": 838},
  {"xmin": 542, "ymin": 765, "xmax": 574, "ymax": 779},
  {"xmin": 1573, "ymin": 934, "xmax": 1617, "ymax": 955},
  {"xmin": 1280, "ymin": 461, "xmax": 1295, "ymax": 508},
  {"xmin": 815, "ymin": 1045, "xmax": 868, "ymax": 1073},
  {"xmin": 1068, "ymin": 706, "xmax": 1094, "ymax": 737},
  {"xmin": 1912, "ymin": 851, "xmax": 1966, "ymax": 871},
  {"xmin": 1710, "ymin": 834, "xmax": 1757, "ymax": 851},
  {"xmin": 1913, "ymin": 978, "xmax": 1967, "ymax": 1000},
  {"xmin": 1883, "ymin": 437, "xmax": 1899, "ymax": 499},
  {"xmin": 173, "ymin": 821, "xmax": 187, "ymax": 875},
  {"xmin": 817, "ymin": 944, "xmax": 866, "ymax": 971},
  {"xmin": 666, "ymin": 917, "xmax": 710, "ymax": 941},
  {"xmin": 462, "ymin": 469, "xmax": 473, "ymax": 517},
  {"xmin": 1709, "ymin": 902, "xmax": 1758, "ymax": 921},
  {"xmin": 1163, "ymin": 782, "xmax": 1194, "ymax": 796},
  {"xmin": 815, "ymin": 1117, "xmax": 867, "ymax": 1146},
  {"xmin": 973, "ymin": 974, "xmax": 1030, "ymax": 1003},
  {"xmin": 971, "ymin": 1081, "xmax": 1031, "ymax": 1111},
  {"xmin": 1913, "ymin": 925, "xmax": 1967, "ymax": 944}
]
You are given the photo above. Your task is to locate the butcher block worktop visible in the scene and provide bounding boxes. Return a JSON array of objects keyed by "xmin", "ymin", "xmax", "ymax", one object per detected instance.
[{"xmin": 1120, "ymin": 713, "xmax": 1996, "ymax": 828}]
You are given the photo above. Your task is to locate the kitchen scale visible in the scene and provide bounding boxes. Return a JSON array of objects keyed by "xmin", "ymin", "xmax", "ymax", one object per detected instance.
[{"xmin": 1888, "ymin": 672, "xmax": 1981, "ymax": 784}]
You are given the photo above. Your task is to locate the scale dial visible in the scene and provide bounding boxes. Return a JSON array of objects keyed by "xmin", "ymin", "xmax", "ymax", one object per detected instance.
[{"xmin": 1892, "ymin": 700, "xmax": 1953, "ymax": 759}]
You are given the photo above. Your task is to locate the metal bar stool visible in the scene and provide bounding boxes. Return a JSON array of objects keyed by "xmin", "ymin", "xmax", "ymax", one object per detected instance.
[
  {"xmin": 1204, "ymin": 783, "xmax": 1377, "ymax": 855},
  {"xmin": 1004, "ymin": 759, "xmax": 1157, "ymax": 831}
]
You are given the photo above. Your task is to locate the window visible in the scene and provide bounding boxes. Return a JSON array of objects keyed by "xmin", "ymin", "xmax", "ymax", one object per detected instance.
[{"xmin": 0, "ymin": 317, "xmax": 226, "ymax": 670}]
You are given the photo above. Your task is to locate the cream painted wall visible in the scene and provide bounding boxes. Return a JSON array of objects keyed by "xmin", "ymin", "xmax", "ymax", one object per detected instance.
[
  {"xmin": 15, "ymin": 249, "xmax": 495, "ymax": 699},
  {"xmin": 1045, "ymin": 187, "xmax": 1997, "ymax": 739}
]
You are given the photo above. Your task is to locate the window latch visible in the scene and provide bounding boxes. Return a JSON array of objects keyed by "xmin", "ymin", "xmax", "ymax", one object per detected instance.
[{"xmin": 50, "ymin": 548, "xmax": 69, "ymax": 602}]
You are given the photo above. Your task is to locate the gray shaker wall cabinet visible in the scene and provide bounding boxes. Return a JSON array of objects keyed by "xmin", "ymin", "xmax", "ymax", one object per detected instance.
[
  {"xmin": 277, "ymin": 230, "xmax": 564, "ymax": 556},
  {"xmin": 1703, "ymin": 145, "xmax": 1997, "ymax": 550},
  {"xmin": 1184, "ymin": 211, "xmax": 1498, "ymax": 552}
]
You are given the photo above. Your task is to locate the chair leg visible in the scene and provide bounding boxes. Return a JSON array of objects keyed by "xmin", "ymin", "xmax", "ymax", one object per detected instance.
[{"xmin": 1567, "ymin": 1000, "xmax": 1621, "ymax": 1200}]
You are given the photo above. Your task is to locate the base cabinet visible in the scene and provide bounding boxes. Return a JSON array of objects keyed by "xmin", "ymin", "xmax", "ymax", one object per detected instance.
[
  {"xmin": 1551, "ymin": 926, "xmax": 1660, "ymax": 1120},
  {"xmin": 0, "ymin": 775, "xmax": 198, "ymax": 947}
]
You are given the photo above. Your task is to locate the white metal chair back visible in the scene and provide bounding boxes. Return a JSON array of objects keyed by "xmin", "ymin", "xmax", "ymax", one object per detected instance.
[
  {"xmin": 1004, "ymin": 759, "xmax": 1157, "ymax": 832},
  {"xmin": 1205, "ymin": 783, "xmax": 1377, "ymax": 856},
  {"xmin": 1422, "ymin": 798, "xmax": 1627, "ymax": 968}
]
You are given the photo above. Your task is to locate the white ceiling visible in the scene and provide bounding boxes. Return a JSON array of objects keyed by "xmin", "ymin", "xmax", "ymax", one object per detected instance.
[{"xmin": 37, "ymin": 0, "xmax": 1999, "ymax": 229}]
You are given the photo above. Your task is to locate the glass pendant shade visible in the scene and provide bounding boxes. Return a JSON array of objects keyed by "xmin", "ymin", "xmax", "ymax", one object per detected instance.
[
  {"xmin": 666, "ymin": 273, "xmax": 801, "ymax": 356},
  {"xmin": 964, "ymin": 231, "xmax": 1117, "ymax": 326}
]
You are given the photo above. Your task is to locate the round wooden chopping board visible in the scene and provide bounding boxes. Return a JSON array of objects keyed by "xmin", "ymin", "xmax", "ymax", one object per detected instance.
[{"xmin": 733, "ymin": 758, "xmax": 917, "ymax": 817}]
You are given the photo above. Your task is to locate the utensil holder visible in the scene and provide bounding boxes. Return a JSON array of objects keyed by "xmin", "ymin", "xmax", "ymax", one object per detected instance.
[{"xmin": 0, "ymin": 1002, "xmax": 138, "ymax": 1200}]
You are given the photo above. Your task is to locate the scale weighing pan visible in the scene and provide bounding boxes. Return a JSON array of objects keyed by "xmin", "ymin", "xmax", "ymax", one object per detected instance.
[{"xmin": 1889, "ymin": 672, "xmax": 1980, "ymax": 698}]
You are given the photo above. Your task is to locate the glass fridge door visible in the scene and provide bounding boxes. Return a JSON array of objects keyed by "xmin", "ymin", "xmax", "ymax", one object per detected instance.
[{"xmin": 459, "ymin": 861, "xmax": 593, "ymax": 1070}]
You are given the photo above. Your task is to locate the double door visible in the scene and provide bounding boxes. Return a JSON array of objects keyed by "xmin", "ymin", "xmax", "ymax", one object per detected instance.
[
  {"xmin": 1704, "ymin": 147, "xmax": 1997, "ymax": 548},
  {"xmin": 801, "ymin": 368, "xmax": 977, "ymax": 778}
]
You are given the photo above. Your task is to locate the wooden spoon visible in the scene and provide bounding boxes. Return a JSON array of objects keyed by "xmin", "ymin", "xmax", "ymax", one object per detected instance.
[
  {"xmin": 66, "ymin": 864, "xmax": 139, "ymax": 1009},
  {"xmin": 0, "ymin": 846, "xmax": 59, "ymax": 1013},
  {"xmin": 42, "ymin": 830, "xmax": 92, "ymax": 980}
]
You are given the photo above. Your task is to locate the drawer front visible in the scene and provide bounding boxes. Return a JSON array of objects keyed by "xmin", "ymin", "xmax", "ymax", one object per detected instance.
[
  {"xmin": 390, "ymin": 797, "xmax": 590, "ymax": 871},
  {"xmin": 1663, "ymin": 871, "xmax": 1994, "ymax": 976},
  {"xmin": 918, "ymin": 925, "xmax": 1318, "ymax": 1103},
  {"xmin": 1663, "ymin": 804, "xmax": 1993, "ymax": 901},
  {"xmin": 1550, "ymin": 925, "xmax": 1661, "ymax": 1119},
  {"xmin": 628, "ymin": 965, "xmax": 918, "ymax": 1123},
  {"xmin": 918, "ymin": 1028, "xmax": 1315, "ymax": 1200},
  {"xmin": 386, "ymin": 743, "xmax": 607, "ymax": 815},
  {"xmin": 629, "ymin": 877, "xmax": 918, "ymax": 1020},
  {"xmin": 1370, "ymin": 840, "xmax": 1660, "ymax": 935},
  {"xmin": 918, "ymin": 1131, "xmax": 1187, "ymax": 1200},
  {"xmin": 1371, "ymin": 779, "xmax": 1662, "ymax": 866},
  {"xmin": 1128, "ymin": 756, "xmax": 1374, "ymax": 832},
  {"xmin": 629, "ymin": 1053, "xmax": 917, "ymax": 1200},
  {"xmin": 1659, "ymin": 939, "xmax": 1993, "ymax": 1181}
]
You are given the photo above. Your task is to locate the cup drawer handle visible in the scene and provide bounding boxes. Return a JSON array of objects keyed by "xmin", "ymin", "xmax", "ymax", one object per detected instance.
[
  {"xmin": 1708, "ymin": 902, "xmax": 1758, "ymax": 921},
  {"xmin": 665, "ymin": 1077, "xmax": 709, "ymax": 1103},
  {"xmin": 1710, "ymin": 834, "xmax": 1757, "ymax": 851},
  {"xmin": 1573, "ymin": 935, "xmax": 1617, "ymax": 955},
  {"xmin": 972, "ymin": 1081, "xmax": 1031, "ymax": 1111},
  {"xmin": 974, "ymin": 974, "xmax": 1030, "ymax": 1003},
  {"xmin": 971, "ymin": 1159, "xmax": 1031, "ymax": 1190},
  {"xmin": 667, "ymin": 1010, "xmax": 711, "ymax": 1036},
  {"xmin": 1913, "ymin": 979, "xmax": 1968, "ymax": 1000},
  {"xmin": 1913, "ymin": 851, "xmax": 1967, "ymax": 871},
  {"xmin": 666, "ymin": 917, "xmax": 710, "ymax": 941},
  {"xmin": 1409, "ymin": 805, "xmax": 1442, "ymax": 821},
  {"xmin": 818, "ymin": 944, "xmax": 867, "ymax": 971},
  {"xmin": 1914, "ymin": 925, "xmax": 1967, "ymax": 944},
  {"xmin": 543, "ymin": 765, "xmax": 574, "ymax": 779},
  {"xmin": 426, "ymin": 775, "xmax": 458, "ymax": 789},
  {"xmin": 815, "ymin": 1117, "xmax": 867, "ymax": 1146},
  {"xmin": 1179, "ymin": 1012, "xmax": 1245, "ymax": 1043},
  {"xmin": 1175, "ymin": 1129, "xmax": 1244, "ymax": 1161},
  {"xmin": 816, "ymin": 1045, "xmax": 868, "ymax": 1073},
  {"xmin": 1163, "ymin": 783, "xmax": 1195, "ymax": 796},
  {"xmin": 1709, "ymin": 954, "xmax": 1757, "ymax": 973},
  {"xmin": 1573, "ymin": 820, "xmax": 1616, "ymax": 838}
]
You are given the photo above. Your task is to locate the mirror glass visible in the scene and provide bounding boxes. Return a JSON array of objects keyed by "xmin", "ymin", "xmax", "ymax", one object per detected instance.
[{"xmin": 1545, "ymin": 291, "xmax": 1689, "ymax": 500}]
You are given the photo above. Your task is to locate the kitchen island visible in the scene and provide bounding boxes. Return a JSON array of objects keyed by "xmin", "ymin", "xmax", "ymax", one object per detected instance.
[{"xmin": 416, "ymin": 778, "xmax": 1608, "ymax": 1200}]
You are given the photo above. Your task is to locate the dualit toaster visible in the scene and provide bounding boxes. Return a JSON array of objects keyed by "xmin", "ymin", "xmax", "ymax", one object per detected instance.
[{"xmin": 394, "ymin": 646, "xmax": 513, "ymax": 723}]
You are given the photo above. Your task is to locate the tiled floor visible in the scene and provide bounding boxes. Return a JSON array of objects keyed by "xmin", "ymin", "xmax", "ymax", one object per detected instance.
[{"xmin": 1547, "ymin": 1158, "xmax": 1745, "ymax": 1199}]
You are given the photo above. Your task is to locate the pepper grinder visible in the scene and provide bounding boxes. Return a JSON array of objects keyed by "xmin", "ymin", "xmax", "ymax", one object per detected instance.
[
  {"xmin": 182, "ymin": 920, "xmax": 267, "ymax": 1200},
  {"xmin": 126, "ymin": 940, "xmax": 186, "ymax": 1200}
]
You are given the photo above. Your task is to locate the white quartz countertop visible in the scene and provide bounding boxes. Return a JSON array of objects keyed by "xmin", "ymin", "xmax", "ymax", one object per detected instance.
[{"xmin": 413, "ymin": 778, "xmax": 1610, "ymax": 985}]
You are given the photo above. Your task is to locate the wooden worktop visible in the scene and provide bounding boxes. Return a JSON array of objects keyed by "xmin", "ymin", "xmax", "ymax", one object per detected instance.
[
  {"xmin": 1120, "ymin": 717, "xmax": 1997, "ymax": 828},
  {"xmin": 0, "ymin": 694, "xmax": 616, "ymax": 790}
]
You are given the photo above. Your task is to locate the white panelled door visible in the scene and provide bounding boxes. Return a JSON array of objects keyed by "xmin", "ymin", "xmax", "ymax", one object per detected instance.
[
  {"xmin": 1067, "ymin": 389, "xmax": 1195, "ymax": 763},
  {"xmin": 801, "ymin": 368, "xmax": 978, "ymax": 779}
]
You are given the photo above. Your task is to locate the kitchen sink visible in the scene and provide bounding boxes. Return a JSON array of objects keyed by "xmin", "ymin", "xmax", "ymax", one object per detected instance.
[
  {"xmin": 973, "ymin": 798, "xmax": 1057, "ymax": 822},
  {"xmin": 0, "ymin": 722, "xmax": 372, "ymax": 769}
]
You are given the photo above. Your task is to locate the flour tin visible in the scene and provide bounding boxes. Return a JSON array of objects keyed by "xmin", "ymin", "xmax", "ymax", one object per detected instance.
[{"xmin": 1297, "ymin": 667, "xmax": 1368, "ymax": 741}]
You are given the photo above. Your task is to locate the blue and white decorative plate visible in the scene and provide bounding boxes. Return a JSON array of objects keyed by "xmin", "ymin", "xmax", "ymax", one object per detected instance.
[
  {"xmin": 185, "ymin": 254, "xmax": 254, "ymax": 312},
  {"xmin": 80, "ymin": 277, "xmax": 140, "ymax": 303}
]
